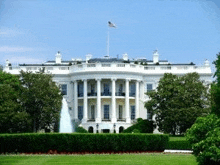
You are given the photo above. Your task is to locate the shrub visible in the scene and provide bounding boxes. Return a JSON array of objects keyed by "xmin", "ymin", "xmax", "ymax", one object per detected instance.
[
  {"xmin": 168, "ymin": 140, "xmax": 191, "ymax": 150},
  {"xmin": 186, "ymin": 114, "xmax": 220, "ymax": 165},
  {"xmin": 0, "ymin": 133, "xmax": 169, "ymax": 153},
  {"xmin": 75, "ymin": 126, "xmax": 88, "ymax": 133},
  {"xmin": 123, "ymin": 118, "xmax": 155, "ymax": 133},
  {"xmin": 132, "ymin": 129, "xmax": 140, "ymax": 133}
]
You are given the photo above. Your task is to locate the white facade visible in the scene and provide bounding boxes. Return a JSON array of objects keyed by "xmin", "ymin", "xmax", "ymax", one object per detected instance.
[{"xmin": 3, "ymin": 51, "xmax": 212, "ymax": 133}]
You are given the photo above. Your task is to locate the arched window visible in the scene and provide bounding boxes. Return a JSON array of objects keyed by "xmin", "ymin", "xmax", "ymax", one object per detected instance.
[
  {"xmin": 119, "ymin": 126, "xmax": 124, "ymax": 133},
  {"xmin": 88, "ymin": 126, "xmax": 93, "ymax": 133}
]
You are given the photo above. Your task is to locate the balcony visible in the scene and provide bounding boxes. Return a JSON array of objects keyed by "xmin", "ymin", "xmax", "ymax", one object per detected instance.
[
  {"xmin": 78, "ymin": 93, "xmax": 84, "ymax": 97},
  {"xmin": 115, "ymin": 92, "xmax": 125, "ymax": 96},
  {"xmin": 129, "ymin": 93, "xmax": 135, "ymax": 97},
  {"xmin": 101, "ymin": 92, "xmax": 112, "ymax": 96},
  {"xmin": 117, "ymin": 118, "xmax": 126, "ymax": 122},
  {"xmin": 87, "ymin": 92, "xmax": 97, "ymax": 96}
]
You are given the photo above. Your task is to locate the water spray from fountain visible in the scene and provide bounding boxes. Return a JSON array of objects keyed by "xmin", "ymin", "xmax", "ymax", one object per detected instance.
[{"xmin": 59, "ymin": 97, "xmax": 73, "ymax": 133}]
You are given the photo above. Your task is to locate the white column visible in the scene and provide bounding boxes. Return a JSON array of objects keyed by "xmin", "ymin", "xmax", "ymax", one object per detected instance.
[
  {"xmin": 125, "ymin": 79, "xmax": 130, "ymax": 123},
  {"xmin": 111, "ymin": 78, "xmax": 117, "ymax": 123},
  {"xmin": 82, "ymin": 79, "xmax": 88, "ymax": 123},
  {"xmin": 96, "ymin": 78, "xmax": 101, "ymax": 123},
  {"xmin": 135, "ymin": 80, "xmax": 140, "ymax": 119},
  {"xmin": 74, "ymin": 80, "xmax": 78, "ymax": 121}
]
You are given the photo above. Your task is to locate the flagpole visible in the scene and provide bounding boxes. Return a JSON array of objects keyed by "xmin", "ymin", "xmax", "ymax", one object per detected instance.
[{"xmin": 107, "ymin": 27, "xmax": 109, "ymax": 57}]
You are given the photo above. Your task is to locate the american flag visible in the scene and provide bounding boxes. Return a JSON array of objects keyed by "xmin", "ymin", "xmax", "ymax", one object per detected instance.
[{"xmin": 108, "ymin": 21, "xmax": 116, "ymax": 28}]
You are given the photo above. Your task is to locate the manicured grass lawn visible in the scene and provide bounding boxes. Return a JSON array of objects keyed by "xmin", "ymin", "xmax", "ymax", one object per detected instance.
[
  {"xmin": 169, "ymin": 136, "xmax": 186, "ymax": 141},
  {"xmin": 0, "ymin": 154, "xmax": 197, "ymax": 165}
]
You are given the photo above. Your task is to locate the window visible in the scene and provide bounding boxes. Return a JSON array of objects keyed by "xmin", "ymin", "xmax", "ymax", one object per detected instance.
[
  {"xmin": 119, "ymin": 84, "xmax": 123, "ymax": 93},
  {"xmin": 78, "ymin": 83, "xmax": 83, "ymax": 97},
  {"xmin": 131, "ymin": 106, "xmax": 135, "ymax": 120},
  {"xmin": 91, "ymin": 105, "xmax": 95, "ymax": 119},
  {"xmin": 119, "ymin": 105, "xmax": 123, "ymax": 119},
  {"xmin": 91, "ymin": 84, "xmax": 95, "ymax": 94},
  {"xmin": 104, "ymin": 105, "xmax": 109, "ymax": 119},
  {"xmin": 78, "ymin": 106, "xmax": 83, "ymax": 120},
  {"xmin": 130, "ymin": 84, "xmax": 135, "ymax": 96},
  {"xmin": 147, "ymin": 84, "xmax": 153, "ymax": 92},
  {"xmin": 103, "ymin": 83, "xmax": 110, "ymax": 96},
  {"xmin": 61, "ymin": 84, "xmax": 67, "ymax": 95}
]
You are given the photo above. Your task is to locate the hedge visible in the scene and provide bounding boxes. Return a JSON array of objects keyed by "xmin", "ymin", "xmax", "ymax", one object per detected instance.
[
  {"xmin": 167, "ymin": 140, "xmax": 192, "ymax": 150},
  {"xmin": 0, "ymin": 133, "xmax": 169, "ymax": 153}
]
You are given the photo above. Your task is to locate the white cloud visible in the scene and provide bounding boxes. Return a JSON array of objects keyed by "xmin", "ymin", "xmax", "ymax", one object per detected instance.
[{"xmin": 0, "ymin": 46, "xmax": 34, "ymax": 52}]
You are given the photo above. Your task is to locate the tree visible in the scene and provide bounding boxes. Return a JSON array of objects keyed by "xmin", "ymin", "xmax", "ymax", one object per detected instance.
[
  {"xmin": 186, "ymin": 53, "xmax": 220, "ymax": 165},
  {"xmin": 0, "ymin": 71, "xmax": 31, "ymax": 133},
  {"xmin": 19, "ymin": 70, "xmax": 62, "ymax": 132},
  {"xmin": 186, "ymin": 115, "xmax": 220, "ymax": 165},
  {"xmin": 145, "ymin": 72, "xmax": 210, "ymax": 135}
]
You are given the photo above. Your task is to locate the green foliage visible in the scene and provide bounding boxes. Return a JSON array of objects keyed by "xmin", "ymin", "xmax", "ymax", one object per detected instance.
[
  {"xmin": 211, "ymin": 52, "xmax": 220, "ymax": 117},
  {"xmin": 145, "ymin": 72, "xmax": 210, "ymax": 135},
  {"xmin": 0, "ymin": 133, "xmax": 169, "ymax": 153},
  {"xmin": 132, "ymin": 129, "xmax": 140, "ymax": 133},
  {"xmin": 75, "ymin": 126, "xmax": 88, "ymax": 133},
  {"xmin": 186, "ymin": 114, "xmax": 220, "ymax": 165},
  {"xmin": 19, "ymin": 70, "xmax": 62, "ymax": 132},
  {"xmin": 0, "ymin": 71, "xmax": 32, "ymax": 133},
  {"xmin": 123, "ymin": 118, "xmax": 155, "ymax": 133},
  {"xmin": 168, "ymin": 140, "xmax": 191, "ymax": 150}
]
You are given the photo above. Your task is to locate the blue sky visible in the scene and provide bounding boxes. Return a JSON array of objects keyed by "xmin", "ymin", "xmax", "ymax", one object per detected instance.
[{"xmin": 1, "ymin": 0, "xmax": 220, "ymax": 73}]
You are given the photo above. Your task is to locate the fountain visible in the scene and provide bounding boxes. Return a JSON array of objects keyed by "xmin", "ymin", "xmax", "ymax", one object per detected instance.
[{"xmin": 59, "ymin": 97, "xmax": 73, "ymax": 133}]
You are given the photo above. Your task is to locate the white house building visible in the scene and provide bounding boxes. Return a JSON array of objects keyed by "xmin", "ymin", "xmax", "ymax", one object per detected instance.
[{"xmin": 3, "ymin": 50, "xmax": 212, "ymax": 133}]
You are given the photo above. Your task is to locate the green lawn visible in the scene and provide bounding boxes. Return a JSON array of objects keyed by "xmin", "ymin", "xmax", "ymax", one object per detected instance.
[
  {"xmin": 0, "ymin": 154, "xmax": 197, "ymax": 165},
  {"xmin": 169, "ymin": 136, "xmax": 186, "ymax": 141}
]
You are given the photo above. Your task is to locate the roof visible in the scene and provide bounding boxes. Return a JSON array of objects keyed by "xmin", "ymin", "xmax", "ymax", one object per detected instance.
[{"xmin": 88, "ymin": 58, "xmax": 124, "ymax": 63}]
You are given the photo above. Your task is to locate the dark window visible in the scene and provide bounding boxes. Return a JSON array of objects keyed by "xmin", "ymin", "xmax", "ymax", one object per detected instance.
[
  {"xmin": 147, "ymin": 84, "xmax": 153, "ymax": 92},
  {"xmin": 61, "ymin": 84, "xmax": 67, "ymax": 95},
  {"xmin": 119, "ymin": 105, "xmax": 123, "ymax": 119},
  {"xmin": 78, "ymin": 83, "xmax": 83, "ymax": 97},
  {"xmin": 103, "ymin": 83, "xmax": 110, "ymax": 95},
  {"xmin": 104, "ymin": 105, "xmax": 109, "ymax": 119},
  {"xmin": 131, "ymin": 106, "xmax": 135, "ymax": 120},
  {"xmin": 130, "ymin": 84, "xmax": 135, "ymax": 96},
  {"xmin": 78, "ymin": 106, "xmax": 83, "ymax": 120},
  {"xmin": 91, "ymin": 84, "xmax": 95, "ymax": 94},
  {"xmin": 91, "ymin": 105, "xmax": 95, "ymax": 119}
]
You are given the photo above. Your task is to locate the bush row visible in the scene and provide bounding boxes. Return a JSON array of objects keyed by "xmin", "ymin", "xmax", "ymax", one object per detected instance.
[
  {"xmin": 0, "ymin": 133, "xmax": 169, "ymax": 153},
  {"xmin": 167, "ymin": 140, "xmax": 192, "ymax": 150}
]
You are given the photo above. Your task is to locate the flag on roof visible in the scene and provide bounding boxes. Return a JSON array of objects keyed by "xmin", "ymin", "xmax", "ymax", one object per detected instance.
[{"xmin": 108, "ymin": 21, "xmax": 116, "ymax": 28}]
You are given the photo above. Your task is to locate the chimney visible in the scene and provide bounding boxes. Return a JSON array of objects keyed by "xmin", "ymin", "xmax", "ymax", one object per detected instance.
[
  {"xmin": 123, "ymin": 53, "xmax": 128, "ymax": 61},
  {"xmin": 153, "ymin": 50, "xmax": 159, "ymax": 63},
  {"xmin": 86, "ymin": 54, "xmax": 92, "ymax": 63},
  {"xmin": 55, "ymin": 51, "xmax": 62, "ymax": 64},
  {"xmin": 204, "ymin": 59, "xmax": 210, "ymax": 67}
]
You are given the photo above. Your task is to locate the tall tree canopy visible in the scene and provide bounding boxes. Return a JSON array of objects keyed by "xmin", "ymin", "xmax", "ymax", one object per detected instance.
[
  {"xmin": 0, "ymin": 71, "xmax": 31, "ymax": 133},
  {"xmin": 145, "ymin": 72, "xmax": 210, "ymax": 135},
  {"xmin": 20, "ymin": 70, "xmax": 62, "ymax": 132},
  {"xmin": 186, "ymin": 53, "xmax": 220, "ymax": 165},
  {"xmin": 211, "ymin": 52, "xmax": 220, "ymax": 116}
]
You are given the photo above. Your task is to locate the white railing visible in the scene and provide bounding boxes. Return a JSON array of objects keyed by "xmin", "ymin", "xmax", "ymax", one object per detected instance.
[{"xmin": 4, "ymin": 63, "xmax": 211, "ymax": 75}]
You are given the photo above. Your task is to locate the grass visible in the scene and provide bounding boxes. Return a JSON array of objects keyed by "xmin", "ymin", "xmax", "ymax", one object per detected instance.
[
  {"xmin": 0, "ymin": 154, "xmax": 198, "ymax": 165},
  {"xmin": 169, "ymin": 136, "xmax": 187, "ymax": 141}
]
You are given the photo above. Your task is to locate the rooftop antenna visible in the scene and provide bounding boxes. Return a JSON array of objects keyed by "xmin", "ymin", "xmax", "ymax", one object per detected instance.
[{"xmin": 107, "ymin": 21, "xmax": 116, "ymax": 58}]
